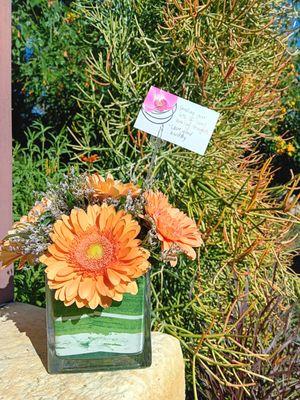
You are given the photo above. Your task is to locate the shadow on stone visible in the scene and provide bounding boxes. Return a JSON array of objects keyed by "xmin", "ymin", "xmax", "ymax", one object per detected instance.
[{"xmin": 0, "ymin": 302, "xmax": 47, "ymax": 370}]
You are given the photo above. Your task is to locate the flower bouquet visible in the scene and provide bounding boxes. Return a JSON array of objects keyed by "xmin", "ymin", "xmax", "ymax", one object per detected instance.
[{"xmin": 0, "ymin": 170, "xmax": 202, "ymax": 373}]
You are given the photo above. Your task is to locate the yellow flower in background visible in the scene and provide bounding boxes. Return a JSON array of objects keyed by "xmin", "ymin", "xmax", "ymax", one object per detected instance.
[
  {"xmin": 64, "ymin": 11, "xmax": 77, "ymax": 23},
  {"xmin": 286, "ymin": 143, "xmax": 296, "ymax": 156},
  {"xmin": 274, "ymin": 136, "xmax": 296, "ymax": 157},
  {"xmin": 274, "ymin": 136, "xmax": 286, "ymax": 155}
]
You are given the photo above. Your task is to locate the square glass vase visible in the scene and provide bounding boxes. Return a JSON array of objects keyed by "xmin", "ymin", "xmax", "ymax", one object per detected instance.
[{"xmin": 46, "ymin": 274, "xmax": 151, "ymax": 374}]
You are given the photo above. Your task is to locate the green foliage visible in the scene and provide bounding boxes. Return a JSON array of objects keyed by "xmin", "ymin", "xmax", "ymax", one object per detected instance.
[
  {"xmin": 13, "ymin": 121, "xmax": 71, "ymax": 220},
  {"xmin": 12, "ymin": 0, "xmax": 93, "ymax": 130},
  {"xmin": 13, "ymin": 121, "xmax": 75, "ymax": 304},
  {"xmin": 12, "ymin": 1, "xmax": 300, "ymax": 399},
  {"xmin": 14, "ymin": 264, "xmax": 45, "ymax": 307}
]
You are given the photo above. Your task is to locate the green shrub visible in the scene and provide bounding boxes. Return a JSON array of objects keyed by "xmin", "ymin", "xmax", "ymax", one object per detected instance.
[
  {"xmin": 67, "ymin": 1, "xmax": 300, "ymax": 398},
  {"xmin": 13, "ymin": 121, "xmax": 74, "ymax": 304},
  {"xmin": 12, "ymin": 0, "xmax": 92, "ymax": 132}
]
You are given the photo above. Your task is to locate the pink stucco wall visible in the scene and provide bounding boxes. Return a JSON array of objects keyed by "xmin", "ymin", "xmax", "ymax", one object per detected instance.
[{"xmin": 0, "ymin": 1, "xmax": 13, "ymax": 304}]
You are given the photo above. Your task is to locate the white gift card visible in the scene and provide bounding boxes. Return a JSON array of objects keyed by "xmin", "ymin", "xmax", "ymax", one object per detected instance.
[{"xmin": 134, "ymin": 86, "xmax": 220, "ymax": 155}]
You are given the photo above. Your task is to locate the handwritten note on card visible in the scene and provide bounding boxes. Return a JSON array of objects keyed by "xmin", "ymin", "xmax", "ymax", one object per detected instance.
[{"xmin": 134, "ymin": 86, "xmax": 220, "ymax": 155}]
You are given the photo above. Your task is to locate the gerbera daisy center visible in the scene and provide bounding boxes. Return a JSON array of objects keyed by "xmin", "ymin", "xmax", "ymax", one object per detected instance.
[
  {"xmin": 86, "ymin": 243, "xmax": 103, "ymax": 260},
  {"xmin": 68, "ymin": 227, "xmax": 118, "ymax": 276}
]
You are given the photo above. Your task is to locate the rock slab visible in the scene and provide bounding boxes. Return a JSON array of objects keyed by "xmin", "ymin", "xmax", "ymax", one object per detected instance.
[{"xmin": 0, "ymin": 302, "xmax": 185, "ymax": 400}]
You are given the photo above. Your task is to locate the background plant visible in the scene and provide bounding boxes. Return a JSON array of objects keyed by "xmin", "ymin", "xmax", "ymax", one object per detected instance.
[
  {"xmin": 12, "ymin": 1, "xmax": 300, "ymax": 399},
  {"xmin": 13, "ymin": 121, "xmax": 73, "ymax": 305},
  {"xmin": 261, "ymin": 0, "xmax": 299, "ymax": 180},
  {"xmin": 12, "ymin": 0, "xmax": 94, "ymax": 136},
  {"xmin": 262, "ymin": 64, "xmax": 300, "ymax": 182}
]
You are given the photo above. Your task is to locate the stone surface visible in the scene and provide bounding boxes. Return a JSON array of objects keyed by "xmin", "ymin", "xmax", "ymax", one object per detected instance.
[{"xmin": 0, "ymin": 302, "xmax": 185, "ymax": 400}]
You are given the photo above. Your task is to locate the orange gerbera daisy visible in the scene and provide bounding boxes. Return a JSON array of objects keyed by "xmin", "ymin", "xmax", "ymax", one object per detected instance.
[
  {"xmin": 40, "ymin": 204, "xmax": 150, "ymax": 309},
  {"xmin": 145, "ymin": 191, "xmax": 202, "ymax": 266},
  {"xmin": 87, "ymin": 173, "xmax": 140, "ymax": 200},
  {"xmin": 144, "ymin": 190, "xmax": 171, "ymax": 218}
]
